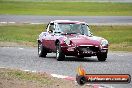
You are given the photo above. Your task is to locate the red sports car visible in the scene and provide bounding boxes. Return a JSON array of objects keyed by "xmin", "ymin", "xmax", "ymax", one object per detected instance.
[{"xmin": 38, "ymin": 20, "xmax": 108, "ymax": 61}]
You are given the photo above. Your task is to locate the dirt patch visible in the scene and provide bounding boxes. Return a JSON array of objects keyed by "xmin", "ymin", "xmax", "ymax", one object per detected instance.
[{"xmin": 0, "ymin": 68, "xmax": 92, "ymax": 88}]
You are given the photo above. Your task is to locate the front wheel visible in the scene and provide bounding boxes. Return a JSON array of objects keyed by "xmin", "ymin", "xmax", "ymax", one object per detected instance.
[
  {"xmin": 97, "ymin": 53, "xmax": 107, "ymax": 61},
  {"xmin": 38, "ymin": 43, "xmax": 47, "ymax": 57},
  {"xmin": 56, "ymin": 43, "xmax": 65, "ymax": 61}
]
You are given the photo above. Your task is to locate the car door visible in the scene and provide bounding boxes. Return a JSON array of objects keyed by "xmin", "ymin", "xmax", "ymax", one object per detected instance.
[{"xmin": 45, "ymin": 23, "xmax": 56, "ymax": 51}]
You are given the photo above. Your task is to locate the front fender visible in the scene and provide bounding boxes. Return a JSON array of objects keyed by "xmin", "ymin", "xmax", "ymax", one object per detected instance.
[{"xmin": 38, "ymin": 32, "xmax": 49, "ymax": 42}]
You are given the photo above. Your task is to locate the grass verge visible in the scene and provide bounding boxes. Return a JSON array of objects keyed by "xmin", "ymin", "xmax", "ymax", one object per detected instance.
[
  {"xmin": 0, "ymin": 68, "xmax": 53, "ymax": 85},
  {"xmin": 0, "ymin": 24, "xmax": 132, "ymax": 51},
  {"xmin": 0, "ymin": 1, "xmax": 132, "ymax": 16},
  {"xmin": 0, "ymin": 24, "xmax": 44, "ymax": 46},
  {"xmin": 0, "ymin": 68, "xmax": 78, "ymax": 88}
]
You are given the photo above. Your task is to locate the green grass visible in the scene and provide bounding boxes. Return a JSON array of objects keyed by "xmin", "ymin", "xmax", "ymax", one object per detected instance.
[
  {"xmin": 0, "ymin": 1, "xmax": 132, "ymax": 15},
  {"xmin": 0, "ymin": 24, "xmax": 44, "ymax": 46},
  {"xmin": 90, "ymin": 25, "xmax": 132, "ymax": 51},
  {"xmin": 0, "ymin": 68, "xmax": 53, "ymax": 85},
  {"xmin": 0, "ymin": 0, "xmax": 103, "ymax": 1},
  {"xmin": 0, "ymin": 24, "xmax": 132, "ymax": 51}
]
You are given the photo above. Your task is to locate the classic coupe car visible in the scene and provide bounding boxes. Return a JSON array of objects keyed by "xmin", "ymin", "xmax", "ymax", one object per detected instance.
[{"xmin": 38, "ymin": 20, "xmax": 108, "ymax": 61}]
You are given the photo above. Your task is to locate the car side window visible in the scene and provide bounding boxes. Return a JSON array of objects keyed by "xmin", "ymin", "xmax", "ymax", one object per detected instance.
[{"xmin": 48, "ymin": 23, "xmax": 54, "ymax": 33}]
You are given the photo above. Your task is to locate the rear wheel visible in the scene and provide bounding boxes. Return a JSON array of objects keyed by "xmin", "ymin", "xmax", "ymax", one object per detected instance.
[
  {"xmin": 38, "ymin": 43, "xmax": 47, "ymax": 57},
  {"xmin": 56, "ymin": 43, "xmax": 65, "ymax": 61},
  {"xmin": 97, "ymin": 53, "xmax": 107, "ymax": 61}
]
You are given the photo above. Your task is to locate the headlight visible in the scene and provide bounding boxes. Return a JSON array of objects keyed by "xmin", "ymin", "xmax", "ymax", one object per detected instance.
[
  {"xmin": 64, "ymin": 38, "xmax": 71, "ymax": 45},
  {"xmin": 101, "ymin": 40, "xmax": 108, "ymax": 46}
]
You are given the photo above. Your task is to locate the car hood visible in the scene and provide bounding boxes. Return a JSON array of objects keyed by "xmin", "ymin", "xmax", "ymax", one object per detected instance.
[{"xmin": 64, "ymin": 34, "xmax": 104, "ymax": 46}]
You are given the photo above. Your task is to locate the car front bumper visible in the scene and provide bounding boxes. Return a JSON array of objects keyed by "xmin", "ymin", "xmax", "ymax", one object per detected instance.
[{"xmin": 61, "ymin": 45, "xmax": 108, "ymax": 56}]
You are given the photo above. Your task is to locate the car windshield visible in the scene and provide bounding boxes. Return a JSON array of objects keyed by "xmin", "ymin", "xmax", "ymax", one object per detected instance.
[{"xmin": 57, "ymin": 23, "xmax": 91, "ymax": 36}]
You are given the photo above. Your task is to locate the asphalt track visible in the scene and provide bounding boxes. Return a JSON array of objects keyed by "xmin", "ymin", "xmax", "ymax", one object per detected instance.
[
  {"xmin": 0, "ymin": 15, "xmax": 132, "ymax": 25},
  {"xmin": 0, "ymin": 47, "xmax": 132, "ymax": 88}
]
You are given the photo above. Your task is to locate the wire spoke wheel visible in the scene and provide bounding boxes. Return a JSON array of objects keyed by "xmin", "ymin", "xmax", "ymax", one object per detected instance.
[
  {"xmin": 38, "ymin": 43, "xmax": 42, "ymax": 55},
  {"xmin": 56, "ymin": 46, "xmax": 59, "ymax": 58},
  {"xmin": 56, "ymin": 43, "xmax": 65, "ymax": 61},
  {"xmin": 38, "ymin": 42, "xmax": 47, "ymax": 57}
]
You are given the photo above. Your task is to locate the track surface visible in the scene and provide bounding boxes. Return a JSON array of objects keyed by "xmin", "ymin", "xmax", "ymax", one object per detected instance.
[
  {"xmin": 0, "ymin": 47, "xmax": 132, "ymax": 88},
  {"xmin": 0, "ymin": 15, "xmax": 132, "ymax": 25}
]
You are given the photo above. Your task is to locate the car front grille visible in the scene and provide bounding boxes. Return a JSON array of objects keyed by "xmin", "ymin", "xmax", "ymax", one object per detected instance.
[{"xmin": 77, "ymin": 46, "xmax": 99, "ymax": 53}]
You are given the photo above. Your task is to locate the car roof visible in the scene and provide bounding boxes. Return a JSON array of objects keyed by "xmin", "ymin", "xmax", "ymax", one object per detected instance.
[{"xmin": 50, "ymin": 20, "xmax": 86, "ymax": 24}]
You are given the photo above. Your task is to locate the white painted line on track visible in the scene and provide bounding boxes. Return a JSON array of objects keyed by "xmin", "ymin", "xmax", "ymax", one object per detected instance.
[
  {"xmin": 31, "ymin": 70, "xmax": 37, "ymax": 73},
  {"xmin": 23, "ymin": 69, "xmax": 30, "ymax": 72},
  {"xmin": 51, "ymin": 74, "xmax": 69, "ymax": 79},
  {"xmin": 19, "ymin": 48, "xmax": 24, "ymax": 50},
  {"xmin": 30, "ymin": 23, "xmax": 43, "ymax": 24},
  {"xmin": 0, "ymin": 22, "xmax": 7, "ymax": 24},
  {"xmin": 8, "ymin": 22, "xmax": 15, "ymax": 24},
  {"xmin": 23, "ymin": 69, "xmax": 37, "ymax": 72}
]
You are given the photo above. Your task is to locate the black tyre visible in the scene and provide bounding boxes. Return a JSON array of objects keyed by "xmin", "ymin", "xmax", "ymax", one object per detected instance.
[
  {"xmin": 97, "ymin": 53, "xmax": 107, "ymax": 61},
  {"xmin": 77, "ymin": 55, "xmax": 84, "ymax": 58},
  {"xmin": 56, "ymin": 43, "xmax": 65, "ymax": 61},
  {"xmin": 38, "ymin": 43, "xmax": 47, "ymax": 57}
]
